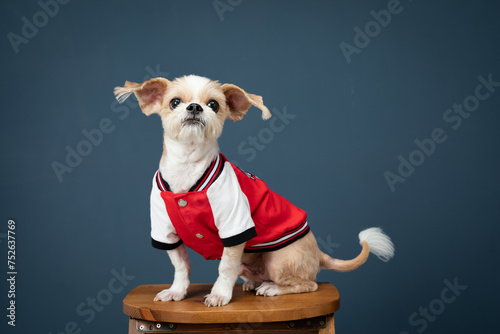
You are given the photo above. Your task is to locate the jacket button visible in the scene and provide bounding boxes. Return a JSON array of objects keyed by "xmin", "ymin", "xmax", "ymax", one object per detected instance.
[
  {"xmin": 178, "ymin": 199, "xmax": 187, "ymax": 207},
  {"xmin": 196, "ymin": 233, "xmax": 204, "ymax": 239}
]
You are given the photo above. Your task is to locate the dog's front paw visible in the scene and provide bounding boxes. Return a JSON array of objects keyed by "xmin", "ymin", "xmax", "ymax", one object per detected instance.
[
  {"xmin": 255, "ymin": 282, "xmax": 280, "ymax": 296},
  {"xmin": 203, "ymin": 293, "xmax": 231, "ymax": 307},
  {"xmin": 154, "ymin": 288, "xmax": 187, "ymax": 302}
]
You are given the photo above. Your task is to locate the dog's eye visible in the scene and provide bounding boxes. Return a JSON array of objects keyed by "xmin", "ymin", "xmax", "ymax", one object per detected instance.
[
  {"xmin": 170, "ymin": 98, "xmax": 181, "ymax": 109},
  {"xmin": 207, "ymin": 100, "xmax": 219, "ymax": 113}
]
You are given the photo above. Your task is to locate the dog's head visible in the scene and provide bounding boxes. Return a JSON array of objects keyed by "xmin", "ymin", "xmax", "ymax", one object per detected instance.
[{"xmin": 114, "ymin": 75, "xmax": 271, "ymax": 144}]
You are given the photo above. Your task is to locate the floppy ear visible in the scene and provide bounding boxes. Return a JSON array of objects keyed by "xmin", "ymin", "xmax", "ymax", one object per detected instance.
[
  {"xmin": 221, "ymin": 84, "xmax": 271, "ymax": 121},
  {"xmin": 114, "ymin": 77, "xmax": 170, "ymax": 116}
]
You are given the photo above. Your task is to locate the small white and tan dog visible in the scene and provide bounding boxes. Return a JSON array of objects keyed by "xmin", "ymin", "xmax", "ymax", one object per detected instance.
[{"xmin": 114, "ymin": 75, "xmax": 395, "ymax": 307}]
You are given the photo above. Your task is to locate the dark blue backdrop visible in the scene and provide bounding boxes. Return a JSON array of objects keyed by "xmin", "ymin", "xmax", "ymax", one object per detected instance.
[{"xmin": 1, "ymin": 0, "xmax": 499, "ymax": 333}]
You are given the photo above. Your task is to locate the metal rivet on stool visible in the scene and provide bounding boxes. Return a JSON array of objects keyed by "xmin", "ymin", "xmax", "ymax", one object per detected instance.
[
  {"xmin": 169, "ymin": 323, "xmax": 175, "ymax": 329},
  {"xmin": 178, "ymin": 199, "xmax": 187, "ymax": 207},
  {"xmin": 196, "ymin": 233, "xmax": 204, "ymax": 239},
  {"xmin": 156, "ymin": 323, "xmax": 162, "ymax": 329}
]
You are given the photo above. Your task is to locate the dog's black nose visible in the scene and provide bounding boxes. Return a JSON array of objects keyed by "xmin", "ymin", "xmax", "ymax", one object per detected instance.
[{"xmin": 186, "ymin": 103, "xmax": 203, "ymax": 115}]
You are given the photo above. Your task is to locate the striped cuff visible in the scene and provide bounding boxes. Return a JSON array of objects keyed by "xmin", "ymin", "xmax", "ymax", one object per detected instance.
[
  {"xmin": 151, "ymin": 238, "xmax": 183, "ymax": 250},
  {"xmin": 221, "ymin": 227, "xmax": 257, "ymax": 247}
]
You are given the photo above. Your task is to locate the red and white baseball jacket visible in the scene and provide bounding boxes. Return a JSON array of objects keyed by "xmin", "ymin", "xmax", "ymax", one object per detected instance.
[{"xmin": 150, "ymin": 153, "xmax": 309, "ymax": 260}]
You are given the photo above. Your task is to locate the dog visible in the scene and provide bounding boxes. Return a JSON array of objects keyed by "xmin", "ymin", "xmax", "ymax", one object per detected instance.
[{"xmin": 114, "ymin": 75, "xmax": 395, "ymax": 307}]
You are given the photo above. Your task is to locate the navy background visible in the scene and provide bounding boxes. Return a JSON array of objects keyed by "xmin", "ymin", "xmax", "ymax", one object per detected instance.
[{"xmin": 1, "ymin": 0, "xmax": 499, "ymax": 333}]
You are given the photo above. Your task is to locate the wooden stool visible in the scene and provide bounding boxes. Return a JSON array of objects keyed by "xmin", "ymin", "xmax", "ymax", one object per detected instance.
[{"xmin": 123, "ymin": 283, "xmax": 340, "ymax": 334}]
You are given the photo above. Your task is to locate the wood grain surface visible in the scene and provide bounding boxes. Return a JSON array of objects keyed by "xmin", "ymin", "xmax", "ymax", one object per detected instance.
[{"xmin": 123, "ymin": 283, "xmax": 340, "ymax": 324}]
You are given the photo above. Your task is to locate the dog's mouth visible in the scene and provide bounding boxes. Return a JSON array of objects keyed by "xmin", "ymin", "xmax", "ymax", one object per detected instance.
[{"xmin": 182, "ymin": 117, "xmax": 205, "ymax": 126}]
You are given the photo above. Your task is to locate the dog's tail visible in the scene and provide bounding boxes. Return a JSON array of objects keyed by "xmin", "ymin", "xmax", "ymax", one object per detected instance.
[{"xmin": 319, "ymin": 227, "xmax": 394, "ymax": 272}]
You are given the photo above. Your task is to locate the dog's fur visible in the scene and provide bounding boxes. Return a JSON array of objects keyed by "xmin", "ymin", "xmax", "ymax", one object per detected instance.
[{"xmin": 114, "ymin": 75, "xmax": 395, "ymax": 307}]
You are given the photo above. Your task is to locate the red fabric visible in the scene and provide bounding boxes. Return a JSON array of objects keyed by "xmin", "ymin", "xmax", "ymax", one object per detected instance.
[
  {"xmin": 159, "ymin": 161, "xmax": 308, "ymax": 260},
  {"xmin": 161, "ymin": 190, "xmax": 224, "ymax": 260},
  {"xmin": 230, "ymin": 162, "xmax": 308, "ymax": 249}
]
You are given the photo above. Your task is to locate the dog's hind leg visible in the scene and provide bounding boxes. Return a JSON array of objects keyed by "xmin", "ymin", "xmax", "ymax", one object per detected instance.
[
  {"xmin": 240, "ymin": 275, "xmax": 260, "ymax": 291},
  {"xmin": 257, "ymin": 231, "xmax": 321, "ymax": 296},
  {"xmin": 256, "ymin": 278, "xmax": 318, "ymax": 296},
  {"xmin": 240, "ymin": 253, "xmax": 269, "ymax": 291}
]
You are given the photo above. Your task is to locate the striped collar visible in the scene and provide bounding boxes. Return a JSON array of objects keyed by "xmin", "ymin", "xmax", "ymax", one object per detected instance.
[{"xmin": 156, "ymin": 153, "xmax": 226, "ymax": 193}]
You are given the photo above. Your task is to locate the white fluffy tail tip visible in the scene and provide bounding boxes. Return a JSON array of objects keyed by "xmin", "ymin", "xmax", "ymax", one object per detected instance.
[{"xmin": 359, "ymin": 227, "xmax": 395, "ymax": 262}]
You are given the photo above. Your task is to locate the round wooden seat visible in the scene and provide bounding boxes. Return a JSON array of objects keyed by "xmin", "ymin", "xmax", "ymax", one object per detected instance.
[{"xmin": 123, "ymin": 283, "xmax": 340, "ymax": 325}]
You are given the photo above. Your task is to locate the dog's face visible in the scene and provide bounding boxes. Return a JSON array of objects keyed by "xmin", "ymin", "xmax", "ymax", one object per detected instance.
[{"xmin": 115, "ymin": 75, "xmax": 271, "ymax": 144}]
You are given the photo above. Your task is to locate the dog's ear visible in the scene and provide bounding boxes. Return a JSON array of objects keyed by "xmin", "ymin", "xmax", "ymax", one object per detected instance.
[
  {"xmin": 221, "ymin": 84, "xmax": 271, "ymax": 121},
  {"xmin": 114, "ymin": 77, "xmax": 170, "ymax": 116}
]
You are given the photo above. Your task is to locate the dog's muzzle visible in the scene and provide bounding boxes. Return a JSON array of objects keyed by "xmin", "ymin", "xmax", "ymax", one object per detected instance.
[
  {"xmin": 183, "ymin": 103, "xmax": 205, "ymax": 126},
  {"xmin": 183, "ymin": 117, "xmax": 205, "ymax": 126},
  {"xmin": 187, "ymin": 103, "xmax": 203, "ymax": 115}
]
